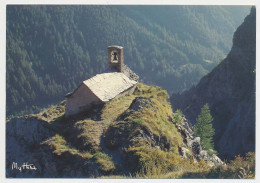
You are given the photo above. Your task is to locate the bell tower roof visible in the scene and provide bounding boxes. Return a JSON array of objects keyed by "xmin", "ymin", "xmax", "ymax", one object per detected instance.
[{"xmin": 107, "ymin": 45, "xmax": 123, "ymax": 49}]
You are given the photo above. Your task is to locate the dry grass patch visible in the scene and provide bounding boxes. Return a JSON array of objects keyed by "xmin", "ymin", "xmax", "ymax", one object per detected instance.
[
  {"xmin": 92, "ymin": 152, "xmax": 116, "ymax": 173},
  {"xmin": 41, "ymin": 134, "xmax": 92, "ymax": 159},
  {"xmin": 71, "ymin": 120, "xmax": 106, "ymax": 152},
  {"xmin": 101, "ymin": 95, "xmax": 136, "ymax": 122},
  {"xmin": 35, "ymin": 101, "xmax": 66, "ymax": 122}
]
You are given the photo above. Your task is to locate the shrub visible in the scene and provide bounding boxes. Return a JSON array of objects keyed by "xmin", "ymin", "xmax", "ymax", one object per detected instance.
[
  {"xmin": 229, "ymin": 152, "xmax": 255, "ymax": 178},
  {"xmin": 92, "ymin": 152, "xmax": 115, "ymax": 173},
  {"xmin": 133, "ymin": 118, "xmax": 143, "ymax": 125},
  {"xmin": 230, "ymin": 155, "xmax": 245, "ymax": 169},
  {"xmin": 173, "ymin": 109, "xmax": 183, "ymax": 125},
  {"xmin": 245, "ymin": 152, "xmax": 255, "ymax": 165}
]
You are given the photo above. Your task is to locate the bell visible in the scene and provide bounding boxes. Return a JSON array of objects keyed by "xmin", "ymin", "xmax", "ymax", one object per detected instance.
[{"xmin": 113, "ymin": 52, "xmax": 118, "ymax": 61}]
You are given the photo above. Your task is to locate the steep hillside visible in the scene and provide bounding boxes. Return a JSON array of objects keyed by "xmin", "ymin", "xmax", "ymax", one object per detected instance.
[
  {"xmin": 171, "ymin": 7, "xmax": 256, "ymax": 159},
  {"xmin": 8, "ymin": 84, "xmax": 243, "ymax": 178},
  {"xmin": 6, "ymin": 5, "xmax": 250, "ymax": 116}
]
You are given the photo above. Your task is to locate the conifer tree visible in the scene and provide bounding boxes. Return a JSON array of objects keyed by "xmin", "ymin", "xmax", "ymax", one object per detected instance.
[{"xmin": 194, "ymin": 103, "xmax": 215, "ymax": 150}]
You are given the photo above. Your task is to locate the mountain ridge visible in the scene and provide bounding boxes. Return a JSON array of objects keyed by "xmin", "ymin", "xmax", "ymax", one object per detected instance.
[{"xmin": 171, "ymin": 7, "xmax": 256, "ymax": 159}]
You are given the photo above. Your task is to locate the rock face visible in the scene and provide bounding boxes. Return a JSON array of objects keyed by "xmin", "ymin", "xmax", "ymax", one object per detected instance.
[
  {"xmin": 6, "ymin": 117, "xmax": 55, "ymax": 177},
  {"xmin": 6, "ymin": 116, "xmax": 101, "ymax": 178},
  {"xmin": 129, "ymin": 97, "xmax": 155, "ymax": 112},
  {"xmin": 176, "ymin": 119, "xmax": 224, "ymax": 167},
  {"xmin": 171, "ymin": 7, "xmax": 256, "ymax": 159}
]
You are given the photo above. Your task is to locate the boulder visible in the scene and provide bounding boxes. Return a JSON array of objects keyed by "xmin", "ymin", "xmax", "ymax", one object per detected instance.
[{"xmin": 129, "ymin": 97, "xmax": 155, "ymax": 112}]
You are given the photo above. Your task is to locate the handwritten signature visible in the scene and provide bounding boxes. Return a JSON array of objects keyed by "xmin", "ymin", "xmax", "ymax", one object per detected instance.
[{"xmin": 11, "ymin": 162, "xmax": 37, "ymax": 172}]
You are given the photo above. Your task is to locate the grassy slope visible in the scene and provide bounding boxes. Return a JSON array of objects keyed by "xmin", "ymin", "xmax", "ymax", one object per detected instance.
[{"xmin": 28, "ymin": 83, "xmax": 254, "ymax": 178}]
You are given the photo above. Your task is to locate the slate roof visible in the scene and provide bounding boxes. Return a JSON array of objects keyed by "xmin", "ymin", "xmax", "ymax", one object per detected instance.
[{"xmin": 67, "ymin": 72, "xmax": 137, "ymax": 102}]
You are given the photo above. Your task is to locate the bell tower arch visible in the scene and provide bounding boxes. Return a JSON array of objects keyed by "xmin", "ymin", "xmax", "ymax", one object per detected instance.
[{"xmin": 107, "ymin": 45, "xmax": 124, "ymax": 72}]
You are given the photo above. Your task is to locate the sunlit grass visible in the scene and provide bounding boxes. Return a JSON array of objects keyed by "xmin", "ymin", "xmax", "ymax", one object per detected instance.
[
  {"xmin": 41, "ymin": 134, "xmax": 93, "ymax": 159},
  {"xmin": 28, "ymin": 83, "xmax": 255, "ymax": 178}
]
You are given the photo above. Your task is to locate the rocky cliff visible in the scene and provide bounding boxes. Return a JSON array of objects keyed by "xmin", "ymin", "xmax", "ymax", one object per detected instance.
[
  {"xmin": 6, "ymin": 84, "xmax": 224, "ymax": 178},
  {"xmin": 171, "ymin": 7, "xmax": 256, "ymax": 159}
]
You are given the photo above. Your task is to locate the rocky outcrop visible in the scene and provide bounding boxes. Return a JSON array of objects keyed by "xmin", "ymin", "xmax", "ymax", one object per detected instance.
[
  {"xmin": 171, "ymin": 7, "xmax": 256, "ymax": 159},
  {"xmin": 6, "ymin": 86, "xmax": 227, "ymax": 178},
  {"xmin": 176, "ymin": 120, "xmax": 224, "ymax": 167},
  {"xmin": 6, "ymin": 117, "xmax": 101, "ymax": 178},
  {"xmin": 129, "ymin": 97, "xmax": 155, "ymax": 112},
  {"xmin": 6, "ymin": 117, "xmax": 55, "ymax": 177}
]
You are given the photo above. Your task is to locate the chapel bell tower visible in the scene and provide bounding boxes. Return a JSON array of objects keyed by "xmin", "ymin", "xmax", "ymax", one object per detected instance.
[{"xmin": 107, "ymin": 45, "xmax": 124, "ymax": 72}]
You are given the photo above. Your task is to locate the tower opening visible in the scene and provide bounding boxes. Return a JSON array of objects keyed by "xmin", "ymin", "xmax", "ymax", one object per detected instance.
[
  {"xmin": 111, "ymin": 49, "xmax": 118, "ymax": 62},
  {"xmin": 107, "ymin": 45, "xmax": 124, "ymax": 72}
]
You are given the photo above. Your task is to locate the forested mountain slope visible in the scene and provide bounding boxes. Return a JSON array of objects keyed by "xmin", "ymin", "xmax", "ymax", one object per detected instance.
[
  {"xmin": 6, "ymin": 5, "xmax": 250, "ymax": 116},
  {"xmin": 171, "ymin": 7, "xmax": 256, "ymax": 159}
]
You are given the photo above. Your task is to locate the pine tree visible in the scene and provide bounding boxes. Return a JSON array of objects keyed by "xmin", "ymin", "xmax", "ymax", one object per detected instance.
[{"xmin": 194, "ymin": 103, "xmax": 215, "ymax": 150}]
